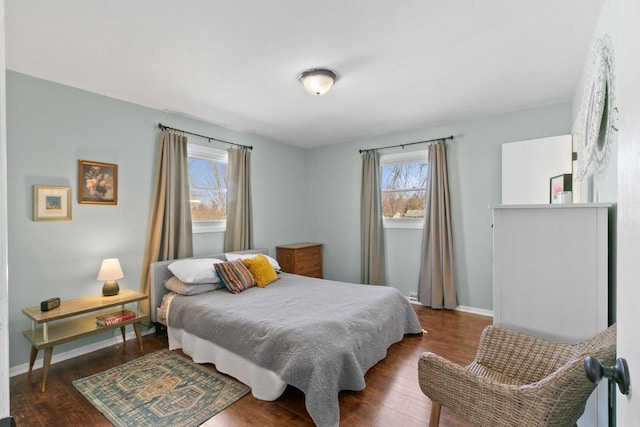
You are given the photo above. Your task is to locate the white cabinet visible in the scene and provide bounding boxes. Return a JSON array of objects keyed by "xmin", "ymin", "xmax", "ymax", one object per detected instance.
[{"xmin": 492, "ymin": 203, "xmax": 612, "ymax": 427}]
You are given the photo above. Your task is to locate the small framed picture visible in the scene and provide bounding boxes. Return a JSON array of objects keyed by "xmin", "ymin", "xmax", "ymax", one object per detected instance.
[
  {"xmin": 550, "ymin": 174, "xmax": 572, "ymax": 203},
  {"xmin": 78, "ymin": 160, "xmax": 118, "ymax": 205},
  {"xmin": 33, "ymin": 185, "xmax": 72, "ymax": 221}
]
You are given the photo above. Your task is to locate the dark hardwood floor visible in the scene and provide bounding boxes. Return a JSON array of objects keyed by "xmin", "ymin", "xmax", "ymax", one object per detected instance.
[{"xmin": 10, "ymin": 306, "xmax": 492, "ymax": 426}]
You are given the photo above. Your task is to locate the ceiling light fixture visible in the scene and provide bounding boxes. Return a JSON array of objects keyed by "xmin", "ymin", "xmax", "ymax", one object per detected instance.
[{"xmin": 299, "ymin": 68, "xmax": 338, "ymax": 96}]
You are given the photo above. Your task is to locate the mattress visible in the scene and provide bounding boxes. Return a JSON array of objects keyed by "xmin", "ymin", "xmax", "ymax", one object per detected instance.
[{"xmin": 165, "ymin": 272, "xmax": 422, "ymax": 427}]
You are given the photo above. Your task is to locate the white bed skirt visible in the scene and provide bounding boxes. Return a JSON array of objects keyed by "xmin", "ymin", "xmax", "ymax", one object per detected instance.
[{"xmin": 168, "ymin": 326, "xmax": 287, "ymax": 401}]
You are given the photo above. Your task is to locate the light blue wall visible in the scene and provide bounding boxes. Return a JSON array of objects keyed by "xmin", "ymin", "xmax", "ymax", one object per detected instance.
[
  {"xmin": 307, "ymin": 103, "xmax": 573, "ymax": 309},
  {"xmin": 6, "ymin": 70, "xmax": 573, "ymax": 370},
  {"xmin": 6, "ymin": 71, "xmax": 308, "ymax": 368}
]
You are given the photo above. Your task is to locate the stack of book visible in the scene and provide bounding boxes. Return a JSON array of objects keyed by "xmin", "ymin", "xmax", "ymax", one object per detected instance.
[{"xmin": 96, "ymin": 309, "xmax": 137, "ymax": 326}]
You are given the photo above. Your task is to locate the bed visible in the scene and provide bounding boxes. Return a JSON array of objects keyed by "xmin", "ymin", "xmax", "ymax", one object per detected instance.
[{"xmin": 150, "ymin": 249, "xmax": 422, "ymax": 427}]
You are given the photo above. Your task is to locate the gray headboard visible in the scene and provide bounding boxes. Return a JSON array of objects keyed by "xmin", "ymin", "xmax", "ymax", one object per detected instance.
[{"xmin": 149, "ymin": 248, "xmax": 267, "ymax": 323}]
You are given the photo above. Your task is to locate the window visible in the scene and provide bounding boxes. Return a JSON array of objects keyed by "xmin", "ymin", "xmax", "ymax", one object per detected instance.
[
  {"xmin": 187, "ymin": 144, "xmax": 228, "ymax": 233},
  {"xmin": 380, "ymin": 150, "xmax": 428, "ymax": 229}
]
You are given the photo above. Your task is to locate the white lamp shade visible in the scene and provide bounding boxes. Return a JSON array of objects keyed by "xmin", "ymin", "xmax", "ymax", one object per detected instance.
[
  {"xmin": 97, "ymin": 258, "xmax": 124, "ymax": 281},
  {"xmin": 299, "ymin": 69, "xmax": 337, "ymax": 96}
]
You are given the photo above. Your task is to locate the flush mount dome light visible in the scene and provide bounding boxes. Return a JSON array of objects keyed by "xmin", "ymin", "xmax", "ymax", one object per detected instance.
[{"xmin": 299, "ymin": 68, "xmax": 338, "ymax": 96}]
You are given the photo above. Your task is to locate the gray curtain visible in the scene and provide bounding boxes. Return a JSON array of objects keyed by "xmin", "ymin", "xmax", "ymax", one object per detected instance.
[
  {"xmin": 225, "ymin": 147, "xmax": 253, "ymax": 252},
  {"xmin": 139, "ymin": 130, "xmax": 193, "ymax": 316},
  {"xmin": 418, "ymin": 142, "xmax": 457, "ymax": 309},
  {"xmin": 361, "ymin": 151, "xmax": 386, "ymax": 285}
]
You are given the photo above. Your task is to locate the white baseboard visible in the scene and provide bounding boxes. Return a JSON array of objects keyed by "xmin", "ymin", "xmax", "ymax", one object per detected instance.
[
  {"xmin": 10, "ymin": 327, "xmax": 155, "ymax": 378},
  {"xmin": 408, "ymin": 298, "xmax": 494, "ymax": 318},
  {"xmin": 455, "ymin": 305, "xmax": 493, "ymax": 317}
]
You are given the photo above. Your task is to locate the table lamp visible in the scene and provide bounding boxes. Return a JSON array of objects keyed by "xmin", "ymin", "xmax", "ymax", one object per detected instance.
[{"xmin": 97, "ymin": 258, "xmax": 124, "ymax": 296}]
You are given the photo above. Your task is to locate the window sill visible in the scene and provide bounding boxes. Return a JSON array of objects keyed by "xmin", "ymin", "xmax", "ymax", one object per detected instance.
[
  {"xmin": 383, "ymin": 218, "xmax": 424, "ymax": 229},
  {"xmin": 192, "ymin": 222, "xmax": 226, "ymax": 234}
]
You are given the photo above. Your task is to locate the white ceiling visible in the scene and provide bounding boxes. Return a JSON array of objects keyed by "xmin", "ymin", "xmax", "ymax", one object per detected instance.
[{"xmin": 5, "ymin": 1, "xmax": 602, "ymax": 148}]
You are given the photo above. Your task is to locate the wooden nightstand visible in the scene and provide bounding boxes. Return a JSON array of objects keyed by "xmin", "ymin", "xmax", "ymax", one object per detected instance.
[
  {"xmin": 276, "ymin": 243, "xmax": 323, "ymax": 278},
  {"xmin": 22, "ymin": 289, "xmax": 148, "ymax": 392}
]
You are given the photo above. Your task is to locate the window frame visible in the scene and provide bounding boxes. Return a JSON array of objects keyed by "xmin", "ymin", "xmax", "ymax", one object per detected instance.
[
  {"xmin": 187, "ymin": 143, "xmax": 228, "ymax": 234},
  {"xmin": 380, "ymin": 150, "xmax": 427, "ymax": 230}
]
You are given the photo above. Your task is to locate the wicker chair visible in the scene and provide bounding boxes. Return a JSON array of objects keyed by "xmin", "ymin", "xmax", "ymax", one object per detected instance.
[{"xmin": 418, "ymin": 324, "xmax": 617, "ymax": 427}]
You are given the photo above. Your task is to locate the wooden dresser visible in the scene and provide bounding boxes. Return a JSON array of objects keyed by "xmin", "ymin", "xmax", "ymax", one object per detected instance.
[{"xmin": 276, "ymin": 243, "xmax": 323, "ymax": 278}]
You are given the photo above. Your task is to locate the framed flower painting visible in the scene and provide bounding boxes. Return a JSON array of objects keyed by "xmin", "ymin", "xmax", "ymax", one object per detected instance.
[{"xmin": 78, "ymin": 160, "xmax": 118, "ymax": 205}]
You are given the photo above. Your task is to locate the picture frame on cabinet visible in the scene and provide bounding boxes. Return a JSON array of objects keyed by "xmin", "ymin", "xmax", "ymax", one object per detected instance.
[
  {"xmin": 550, "ymin": 174, "xmax": 572, "ymax": 203},
  {"xmin": 78, "ymin": 160, "xmax": 118, "ymax": 205},
  {"xmin": 33, "ymin": 185, "xmax": 72, "ymax": 221}
]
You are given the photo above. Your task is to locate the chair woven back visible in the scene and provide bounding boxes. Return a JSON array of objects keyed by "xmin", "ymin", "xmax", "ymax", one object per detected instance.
[
  {"xmin": 418, "ymin": 323, "xmax": 617, "ymax": 427},
  {"xmin": 542, "ymin": 324, "xmax": 617, "ymax": 426}
]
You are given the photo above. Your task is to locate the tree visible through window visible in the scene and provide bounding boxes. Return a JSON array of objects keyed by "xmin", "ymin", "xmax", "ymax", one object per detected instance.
[
  {"xmin": 187, "ymin": 144, "xmax": 227, "ymax": 231},
  {"xmin": 381, "ymin": 151, "xmax": 428, "ymax": 221}
]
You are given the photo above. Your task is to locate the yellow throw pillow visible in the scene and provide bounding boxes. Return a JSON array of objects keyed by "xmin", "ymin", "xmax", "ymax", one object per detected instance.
[{"xmin": 241, "ymin": 254, "xmax": 279, "ymax": 287}]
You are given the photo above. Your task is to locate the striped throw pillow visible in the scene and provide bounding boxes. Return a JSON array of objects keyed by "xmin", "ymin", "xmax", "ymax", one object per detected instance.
[{"xmin": 214, "ymin": 260, "xmax": 256, "ymax": 294}]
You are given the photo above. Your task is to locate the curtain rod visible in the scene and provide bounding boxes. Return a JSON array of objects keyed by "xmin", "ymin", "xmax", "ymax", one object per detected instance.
[
  {"xmin": 157, "ymin": 123, "xmax": 253, "ymax": 150},
  {"xmin": 358, "ymin": 135, "xmax": 454, "ymax": 154}
]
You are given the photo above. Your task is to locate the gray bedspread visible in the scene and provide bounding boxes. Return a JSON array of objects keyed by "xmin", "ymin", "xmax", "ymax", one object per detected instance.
[{"xmin": 168, "ymin": 272, "xmax": 422, "ymax": 427}]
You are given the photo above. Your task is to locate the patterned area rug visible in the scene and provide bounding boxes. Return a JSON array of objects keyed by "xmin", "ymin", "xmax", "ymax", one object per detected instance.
[{"xmin": 73, "ymin": 349, "xmax": 250, "ymax": 427}]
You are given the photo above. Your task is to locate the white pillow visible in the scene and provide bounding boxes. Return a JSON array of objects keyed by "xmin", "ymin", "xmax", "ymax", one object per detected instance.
[
  {"xmin": 225, "ymin": 252, "xmax": 281, "ymax": 271},
  {"xmin": 164, "ymin": 276, "xmax": 223, "ymax": 295},
  {"xmin": 167, "ymin": 258, "xmax": 224, "ymax": 284}
]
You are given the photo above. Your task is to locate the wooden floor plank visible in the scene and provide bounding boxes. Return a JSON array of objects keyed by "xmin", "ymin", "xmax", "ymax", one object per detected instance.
[{"xmin": 10, "ymin": 305, "xmax": 491, "ymax": 426}]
